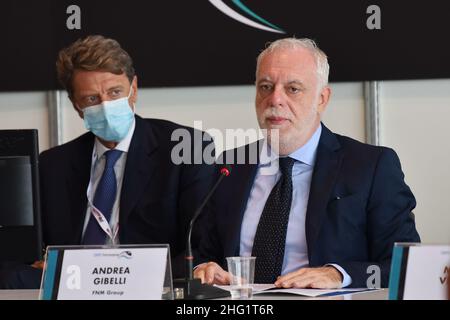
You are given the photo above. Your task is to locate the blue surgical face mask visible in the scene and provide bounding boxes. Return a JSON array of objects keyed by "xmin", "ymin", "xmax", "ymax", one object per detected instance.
[{"xmin": 81, "ymin": 86, "xmax": 134, "ymax": 142}]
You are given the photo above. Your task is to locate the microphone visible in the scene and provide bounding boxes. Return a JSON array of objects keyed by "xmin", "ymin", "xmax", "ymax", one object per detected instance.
[{"xmin": 174, "ymin": 164, "xmax": 232, "ymax": 300}]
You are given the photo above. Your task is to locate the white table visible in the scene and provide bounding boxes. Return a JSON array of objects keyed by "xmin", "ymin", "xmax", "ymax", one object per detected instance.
[{"xmin": 0, "ymin": 289, "xmax": 388, "ymax": 300}]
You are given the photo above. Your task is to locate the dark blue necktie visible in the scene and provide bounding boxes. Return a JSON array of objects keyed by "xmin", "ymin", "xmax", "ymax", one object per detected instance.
[
  {"xmin": 83, "ymin": 149, "xmax": 123, "ymax": 245},
  {"xmin": 252, "ymin": 157, "xmax": 296, "ymax": 283}
]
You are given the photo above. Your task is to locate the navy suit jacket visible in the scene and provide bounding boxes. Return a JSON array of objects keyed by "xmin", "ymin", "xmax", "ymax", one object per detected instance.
[
  {"xmin": 39, "ymin": 115, "xmax": 215, "ymax": 278},
  {"xmin": 197, "ymin": 124, "xmax": 420, "ymax": 288}
]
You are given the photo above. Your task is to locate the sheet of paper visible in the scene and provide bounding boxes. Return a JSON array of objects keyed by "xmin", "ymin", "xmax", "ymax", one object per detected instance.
[
  {"xmin": 254, "ymin": 287, "xmax": 374, "ymax": 297},
  {"xmin": 216, "ymin": 284, "xmax": 374, "ymax": 297}
]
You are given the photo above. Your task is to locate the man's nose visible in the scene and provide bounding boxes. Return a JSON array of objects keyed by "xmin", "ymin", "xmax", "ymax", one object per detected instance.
[
  {"xmin": 98, "ymin": 93, "xmax": 111, "ymax": 103},
  {"xmin": 268, "ymin": 86, "xmax": 285, "ymax": 108}
]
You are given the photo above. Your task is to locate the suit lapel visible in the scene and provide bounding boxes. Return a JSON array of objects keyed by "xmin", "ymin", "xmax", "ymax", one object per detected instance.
[
  {"xmin": 305, "ymin": 125, "xmax": 343, "ymax": 258},
  {"xmin": 222, "ymin": 141, "xmax": 261, "ymax": 257},
  {"xmin": 223, "ymin": 162, "xmax": 258, "ymax": 257},
  {"xmin": 120, "ymin": 116, "xmax": 158, "ymax": 226},
  {"xmin": 68, "ymin": 133, "xmax": 94, "ymax": 243}
]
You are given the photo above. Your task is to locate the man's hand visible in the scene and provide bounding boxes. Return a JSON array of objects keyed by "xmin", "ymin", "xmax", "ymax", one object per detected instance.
[
  {"xmin": 274, "ymin": 266, "xmax": 343, "ymax": 289},
  {"xmin": 193, "ymin": 262, "xmax": 231, "ymax": 285},
  {"xmin": 31, "ymin": 260, "xmax": 45, "ymax": 269}
]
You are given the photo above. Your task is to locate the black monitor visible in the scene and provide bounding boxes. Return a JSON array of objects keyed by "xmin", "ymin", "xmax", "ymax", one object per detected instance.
[{"xmin": 0, "ymin": 129, "xmax": 42, "ymax": 263}]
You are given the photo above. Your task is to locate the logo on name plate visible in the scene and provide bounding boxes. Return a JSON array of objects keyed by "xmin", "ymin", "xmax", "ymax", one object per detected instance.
[
  {"xmin": 93, "ymin": 251, "xmax": 133, "ymax": 260},
  {"xmin": 118, "ymin": 251, "xmax": 133, "ymax": 259}
]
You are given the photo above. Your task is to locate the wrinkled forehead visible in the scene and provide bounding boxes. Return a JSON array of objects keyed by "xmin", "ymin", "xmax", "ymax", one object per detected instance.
[{"xmin": 72, "ymin": 70, "xmax": 130, "ymax": 94}]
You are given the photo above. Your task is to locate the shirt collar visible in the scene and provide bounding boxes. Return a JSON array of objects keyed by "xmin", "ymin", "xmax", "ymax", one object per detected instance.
[
  {"xmin": 259, "ymin": 124, "xmax": 322, "ymax": 167},
  {"xmin": 288, "ymin": 124, "xmax": 321, "ymax": 166},
  {"xmin": 94, "ymin": 118, "xmax": 136, "ymax": 160}
]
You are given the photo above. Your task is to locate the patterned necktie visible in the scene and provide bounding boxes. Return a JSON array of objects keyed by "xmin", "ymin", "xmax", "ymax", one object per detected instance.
[
  {"xmin": 82, "ymin": 149, "xmax": 123, "ymax": 245},
  {"xmin": 252, "ymin": 157, "xmax": 296, "ymax": 283}
]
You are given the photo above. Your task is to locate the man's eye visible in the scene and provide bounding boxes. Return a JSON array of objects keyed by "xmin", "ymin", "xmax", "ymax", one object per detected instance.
[
  {"xmin": 259, "ymin": 84, "xmax": 272, "ymax": 91},
  {"xmin": 288, "ymin": 87, "xmax": 300, "ymax": 94},
  {"xmin": 111, "ymin": 90, "xmax": 122, "ymax": 97},
  {"xmin": 86, "ymin": 96, "xmax": 98, "ymax": 104}
]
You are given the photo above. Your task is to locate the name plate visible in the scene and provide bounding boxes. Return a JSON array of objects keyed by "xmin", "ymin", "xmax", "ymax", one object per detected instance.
[
  {"xmin": 40, "ymin": 245, "xmax": 173, "ymax": 300},
  {"xmin": 389, "ymin": 243, "xmax": 450, "ymax": 300}
]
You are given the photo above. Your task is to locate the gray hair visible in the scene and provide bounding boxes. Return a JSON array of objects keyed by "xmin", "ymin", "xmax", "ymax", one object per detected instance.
[{"xmin": 256, "ymin": 38, "xmax": 329, "ymax": 88}]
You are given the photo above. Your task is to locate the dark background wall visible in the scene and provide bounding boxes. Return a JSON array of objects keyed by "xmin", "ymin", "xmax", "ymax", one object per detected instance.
[{"xmin": 1, "ymin": 0, "xmax": 449, "ymax": 91}]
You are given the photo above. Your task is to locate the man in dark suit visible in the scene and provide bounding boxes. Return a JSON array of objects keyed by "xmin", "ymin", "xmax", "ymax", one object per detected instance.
[
  {"xmin": 0, "ymin": 35, "xmax": 214, "ymax": 288},
  {"xmin": 39, "ymin": 116, "xmax": 212, "ymax": 275},
  {"xmin": 194, "ymin": 38, "xmax": 420, "ymax": 289}
]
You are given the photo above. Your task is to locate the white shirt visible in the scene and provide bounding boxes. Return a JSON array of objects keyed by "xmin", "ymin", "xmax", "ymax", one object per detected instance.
[
  {"xmin": 240, "ymin": 126, "xmax": 321, "ymax": 273},
  {"xmin": 81, "ymin": 119, "xmax": 136, "ymax": 245},
  {"xmin": 240, "ymin": 125, "xmax": 352, "ymax": 287}
]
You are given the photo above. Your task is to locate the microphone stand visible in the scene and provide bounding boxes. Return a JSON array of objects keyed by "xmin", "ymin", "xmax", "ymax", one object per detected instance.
[{"xmin": 173, "ymin": 166, "xmax": 231, "ymax": 300}]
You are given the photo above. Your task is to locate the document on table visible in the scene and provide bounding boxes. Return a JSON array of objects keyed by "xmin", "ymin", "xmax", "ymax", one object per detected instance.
[{"xmin": 217, "ymin": 284, "xmax": 376, "ymax": 297}]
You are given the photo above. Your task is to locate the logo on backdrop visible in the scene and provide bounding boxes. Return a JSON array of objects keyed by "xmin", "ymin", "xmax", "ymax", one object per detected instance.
[
  {"xmin": 209, "ymin": 0, "xmax": 285, "ymax": 34},
  {"xmin": 440, "ymin": 265, "xmax": 449, "ymax": 285}
]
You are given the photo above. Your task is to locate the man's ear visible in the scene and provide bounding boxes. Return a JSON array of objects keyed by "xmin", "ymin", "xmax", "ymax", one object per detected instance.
[{"xmin": 317, "ymin": 85, "xmax": 331, "ymax": 114}]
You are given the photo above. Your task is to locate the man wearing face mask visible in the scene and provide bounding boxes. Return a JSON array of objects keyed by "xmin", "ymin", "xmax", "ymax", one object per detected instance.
[{"xmin": 0, "ymin": 35, "xmax": 215, "ymax": 288}]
